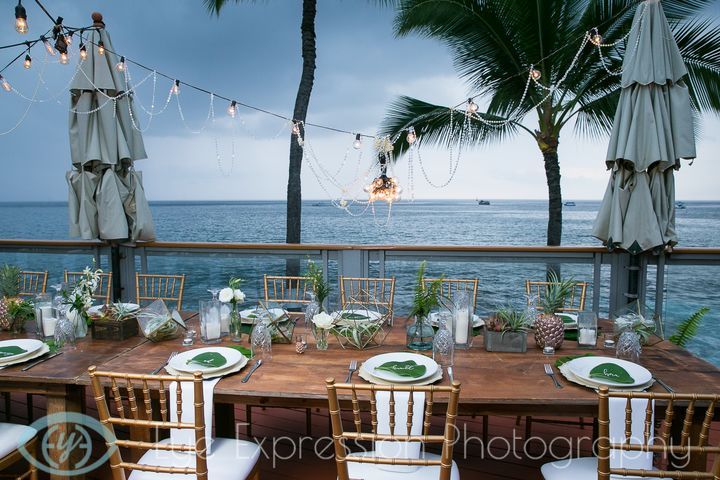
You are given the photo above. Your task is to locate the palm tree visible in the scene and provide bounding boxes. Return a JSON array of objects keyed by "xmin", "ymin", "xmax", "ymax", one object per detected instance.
[
  {"xmin": 204, "ymin": 0, "xmax": 317, "ymax": 255},
  {"xmin": 380, "ymin": 0, "xmax": 720, "ymax": 246}
]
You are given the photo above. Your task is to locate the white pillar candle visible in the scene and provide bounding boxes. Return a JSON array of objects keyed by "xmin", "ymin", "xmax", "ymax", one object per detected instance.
[
  {"xmin": 454, "ymin": 307, "xmax": 469, "ymax": 344},
  {"xmin": 578, "ymin": 328, "xmax": 597, "ymax": 345},
  {"xmin": 206, "ymin": 319, "xmax": 221, "ymax": 340},
  {"xmin": 220, "ymin": 304, "xmax": 231, "ymax": 332},
  {"xmin": 42, "ymin": 316, "xmax": 57, "ymax": 338},
  {"xmin": 40, "ymin": 306, "xmax": 54, "ymax": 319}
]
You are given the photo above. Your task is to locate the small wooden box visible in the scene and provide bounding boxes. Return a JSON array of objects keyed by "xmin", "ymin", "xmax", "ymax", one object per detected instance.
[{"xmin": 91, "ymin": 316, "xmax": 138, "ymax": 341}]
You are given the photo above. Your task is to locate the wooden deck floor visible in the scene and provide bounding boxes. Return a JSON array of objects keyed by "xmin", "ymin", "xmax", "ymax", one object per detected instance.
[{"xmin": 2, "ymin": 392, "xmax": 718, "ymax": 479}]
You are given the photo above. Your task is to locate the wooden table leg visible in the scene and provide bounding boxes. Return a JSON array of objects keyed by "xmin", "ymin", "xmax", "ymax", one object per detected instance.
[{"xmin": 45, "ymin": 385, "xmax": 84, "ymax": 480}]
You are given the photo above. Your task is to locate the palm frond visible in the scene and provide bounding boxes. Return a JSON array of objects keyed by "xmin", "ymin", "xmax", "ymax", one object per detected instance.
[
  {"xmin": 379, "ymin": 95, "xmax": 519, "ymax": 157},
  {"xmin": 669, "ymin": 307, "xmax": 709, "ymax": 348},
  {"xmin": 203, "ymin": 0, "xmax": 262, "ymax": 15},
  {"xmin": 674, "ymin": 19, "xmax": 720, "ymax": 112}
]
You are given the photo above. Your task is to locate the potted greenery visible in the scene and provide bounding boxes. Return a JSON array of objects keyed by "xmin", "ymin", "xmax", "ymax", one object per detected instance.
[
  {"xmin": 485, "ymin": 306, "xmax": 532, "ymax": 352},
  {"xmin": 534, "ymin": 272, "xmax": 576, "ymax": 349},
  {"xmin": 406, "ymin": 261, "xmax": 443, "ymax": 351},
  {"xmin": 305, "ymin": 260, "xmax": 329, "ymax": 312}
]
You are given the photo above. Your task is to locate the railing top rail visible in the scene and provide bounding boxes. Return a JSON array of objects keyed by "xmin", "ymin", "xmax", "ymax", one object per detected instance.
[{"xmin": 1, "ymin": 239, "xmax": 719, "ymax": 256}]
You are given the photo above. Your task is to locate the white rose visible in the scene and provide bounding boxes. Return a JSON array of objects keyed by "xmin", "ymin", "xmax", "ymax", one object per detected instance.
[
  {"xmin": 233, "ymin": 289, "xmax": 245, "ymax": 302},
  {"xmin": 218, "ymin": 288, "xmax": 234, "ymax": 303},
  {"xmin": 312, "ymin": 311, "xmax": 334, "ymax": 329}
]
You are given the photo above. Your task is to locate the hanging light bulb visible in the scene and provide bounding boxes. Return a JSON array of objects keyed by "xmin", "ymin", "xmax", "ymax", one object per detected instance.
[
  {"xmin": 466, "ymin": 98, "xmax": 479, "ymax": 114},
  {"xmin": 97, "ymin": 40, "xmax": 105, "ymax": 55},
  {"xmin": 79, "ymin": 43, "xmax": 87, "ymax": 61},
  {"xmin": 59, "ymin": 52, "xmax": 69, "ymax": 64},
  {"xmin": 364, "ymin": 153, "xmax": 402, "ymax": 204},
  {"xmin": 227, "ymin": 100, "xmax": 237, "ymax": 117},
  {"xmin": 292, "ymin": 122, "xmax": 301, "ymax": 136},
  {"xmin": 352, "ymin": 133, "xmax": 362, "ymax": 150},
  {"xmin": 171, "ymin": 79, "xmax": 180, "ymax": 95},
  {"xmin": 590, "ymin": 28, "xmax": 603, "ymax": 46},
  {"xmin": 64, "ymin": 32, "xmax": 72, "ymax": 46},
  {"xmin": 0, "ymin": 75, "xmax": 11, "ymax": 92},
  {"xmin": 14, "ymin": 0, "xmax": 27, "ymax": 34},
  {"xmin": 116, "ymin": 56, "xmax": 126, "ymax": 72},
  {"xmin": 41, "ymin": 36, "xmax": 56, "ymax": 56},
  {"xmin": 23, "ymin": 54, "xmax": 31, "ymax": 69},
  {"xmin": 406, "ymin": 126, "xmax": 417, "ymax": 145},
  {"xmin": 530, "ymin": 67, "xmax": 542, "ymax": 81}
]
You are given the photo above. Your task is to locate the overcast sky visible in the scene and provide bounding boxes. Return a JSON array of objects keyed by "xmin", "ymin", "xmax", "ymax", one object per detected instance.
[{"xmin": 0, "ymin": 0, "xmax": 718, "ymax": 202}]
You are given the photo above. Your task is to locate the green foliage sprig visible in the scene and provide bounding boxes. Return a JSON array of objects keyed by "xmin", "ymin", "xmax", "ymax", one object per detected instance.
[
  {"xmin": 669, "ymin": 307, "xmax": 709, "ymax": 348},
  {"xmin": 409, "ymin": 261, "xmax": 443, "ymax": 319},
  {"xmin": 306, "ymin": 260, "xmax": 329, "ymax": 307}
]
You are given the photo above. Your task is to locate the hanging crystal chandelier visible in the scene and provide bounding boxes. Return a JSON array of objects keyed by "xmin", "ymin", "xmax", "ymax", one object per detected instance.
[{"xmin": 364, "ymin": 151, "xmax": 402, "ymax": 203}]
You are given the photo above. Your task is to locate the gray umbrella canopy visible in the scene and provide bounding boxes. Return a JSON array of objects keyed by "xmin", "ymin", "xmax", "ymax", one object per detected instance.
[
  {"xmin": 592, "ymin": 0, "xmax": 695, "ymax": 254},
  {"xmin": 67, "ymin": 14, "xmax": 155, "ymax": 241}
]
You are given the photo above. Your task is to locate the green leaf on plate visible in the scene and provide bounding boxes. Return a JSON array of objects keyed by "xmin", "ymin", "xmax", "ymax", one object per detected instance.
[
  {"xmin": 186, "ymin": 352, "xmax": 227, "ymax": 368},
  {"xmin": 340, "ymin": 312, "xmax": 369, "ymax": 320},
  {"xmin": 375, "ymin": 360, "xmax": 427, "ymax": 378},
  {"xmin": 247, "ymin": 313, "xmax": 257, "ymax": 319},
  {"xmin": 227, "ymin": 345, "xmax": 253, "ymax": 359},
  {"xmin": 589, "ymin": 363, "xmax": 635, "ymax": 384},
  {"xmin": 555, "ymin": 353, "xmax": 594, "ymax": 368},
  {"xmin": 0, "ymin": 346, "xmax": 27, "ymax": 358}
]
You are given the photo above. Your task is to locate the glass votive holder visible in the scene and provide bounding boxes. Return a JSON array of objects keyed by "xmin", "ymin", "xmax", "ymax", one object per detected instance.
[
  {"xmin": 199, "ymin": 300, "xmax": 222, "ymax": 344},
  {"xmin": 452, "ymin": 291, "xmax": 473, "ymax": 349},
  {"xmin": 33, "ymin": 293, "xmax": 54, "ymax": 338},
  {"xmin": 577, "ymin": 311, "xmax": 598, "ymax": 348}
]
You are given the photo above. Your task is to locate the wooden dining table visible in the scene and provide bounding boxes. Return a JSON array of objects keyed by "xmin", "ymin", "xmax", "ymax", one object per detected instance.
[{"xmin": 2, "ymin": 314, "xmax": 719, "ymax": 479}]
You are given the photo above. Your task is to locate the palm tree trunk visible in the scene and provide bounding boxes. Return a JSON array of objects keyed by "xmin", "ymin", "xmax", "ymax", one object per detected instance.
[
  {"xmin": 543, "ymin": 148, "xmax": 562, "ymax": 247},
  {"xmin": 285, "ymin": 0, "xmax": 317, "ymax": 275}
]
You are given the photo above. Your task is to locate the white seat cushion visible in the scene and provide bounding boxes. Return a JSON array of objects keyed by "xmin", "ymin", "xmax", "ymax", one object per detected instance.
[
  {"xmin": 541, "ymin": 457, "xmax": 656, "ymax": 480},
  {"xmin": 128, "ymin": 437, "xmax": 260, "ymax": 480},
  {"xmin": 0, "ymin": 423, "xmax": 36, "ymax": 459},
  {"xmin": 344, "ymin": 451, "xmax": 459, "ymax": 480}
]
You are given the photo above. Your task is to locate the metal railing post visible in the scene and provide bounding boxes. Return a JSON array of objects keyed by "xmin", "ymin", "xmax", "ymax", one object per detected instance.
[
  {"xmin": 118, "ymin": 244, "xmax": 137, "ymax": 302},
  {"xmin": 338, "ymin": 249, "xmax": 369, "ymax": 278}
]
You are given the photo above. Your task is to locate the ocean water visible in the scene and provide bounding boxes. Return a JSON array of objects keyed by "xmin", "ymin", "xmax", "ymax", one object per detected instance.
[{"xmin": 0, "ymin": 199, "xmax": 718, "ymax": 364}]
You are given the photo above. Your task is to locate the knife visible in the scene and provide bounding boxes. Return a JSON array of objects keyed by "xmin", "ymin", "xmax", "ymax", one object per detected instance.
[
  {"xmin": 448, "ymin": 366, "xmax": 454, "ymax": 383},
  {"xmin": 21, "ymin": 351, "xmax": 63, "ymax": 371},
  {"xmin": 653, "ymin": 376, "xmax": 674, "ymax": 393},
  {"xmin": 241, "ymin": 359, "xmax": 263, "ymax": 383}
]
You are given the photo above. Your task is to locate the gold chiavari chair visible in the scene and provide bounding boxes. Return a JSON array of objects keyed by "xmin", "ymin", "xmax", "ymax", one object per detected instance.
[
  {"xmin": 136, "ymin": 274, "xmax": 185, "ymax": 310},
  {"xmin": 326, "ymin": 378, "xmax": 462, "ymax": 480},
  {"xmin": 542, "ymin": 386, "xmax": 720, "ymax": 480},
  {"xmin": 64, "ymin": 271, "xmax": 112, "ymax": 304},
  {"xmin": 88, "ymin": 366, "xmax": 260, "ymax": 480},
  {"xmin": 263, "ymin": 275, "xmax": 313, "ymax": 306},
  {"xmin": 339, "ymin": 276, "xmax": 396, "ymax": 324},
  {"xmin": 17, "ymin": 271, "xmax": 48, "ymax": 298},
  {"xmin": 525, "ymin": 279, "xmax": 589, "ymax": 312},
  {"xmin": 423, "ymin": 277, "xmax": 479, "ymax": 311},
  {"xmin": 0, "ymin": 423, "xmax": 38, "ymax": 480}
]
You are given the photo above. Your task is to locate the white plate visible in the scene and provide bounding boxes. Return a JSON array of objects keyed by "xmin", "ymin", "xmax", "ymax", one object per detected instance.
[
  {"xmin": 0, "ymin": 339, "xmax": 45, "ymax": 363},
  {"xmin": 165, "ymin": 356, "xmax": 247, "ymax": 379},
  {"xmin": 566, "ymin": 356, "xmax": 652, "ymax": 388},
  {"xmin": 0, "ymin": 343, "xmax": 50, "ymax": 368},
  {"xmin": 88, "ymin": 303, "xmax": 140, "ymax": 315},
  {"xmin": 169, "ymin": 347, "xmax": 245, "ymax": 374},
  {"xmin": 332, "ymin": 309, "xmax": 383, "ymax": 326},
  {"xmin": 363, "ymin": 352, "xmax": 439, "ymax": 384},
  {"xmin": 428, "ymin": 312, "xmax": 484, "ymax": 328},
  {"xmin": 239, "ymin": 307, "xmax": 287, "ymax": 324},
  {"xmin": 358, "ymin": 363, "xmax": 443, "ymax": 386}
]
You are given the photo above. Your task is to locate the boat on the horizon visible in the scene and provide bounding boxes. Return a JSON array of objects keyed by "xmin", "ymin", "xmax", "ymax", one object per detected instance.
[
  {"xmin": 564, "ymin": 201, "xmax": 576, "ymax": 206},
  {"xmin": 477, "ymin": 200, "xmax": 490, "ymax": 205},
  {"xmin": 676, "ymin": 201, "xmax": 686, "ymax": 209}
]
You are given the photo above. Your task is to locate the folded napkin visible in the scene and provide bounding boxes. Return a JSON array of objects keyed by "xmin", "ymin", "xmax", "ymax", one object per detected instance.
[
  {"xmin": 374, "ymin": 390, "xmax": 426, "ymax": 473},
  {"xmin": 168, "ymin": 377, "xmax": 221, "ymax": 454},
  {"xmin": 609, "ymin": 397, "xmax": 654, "ymax": 471}
]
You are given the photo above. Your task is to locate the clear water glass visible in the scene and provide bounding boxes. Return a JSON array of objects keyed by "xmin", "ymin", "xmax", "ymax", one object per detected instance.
[
  {"xmin": 207, "ymin": 288, "xmax": 220, "ymax": 300},
  {"xmin": 54, "ymin": 312, "xmax": 76, "ymax": 350},
  {"xmin": 577, "ymin": 311, "xmax": 598, "ymax": 348},
  {"xmin": 433, "ymin": 312, "xmax": 454, "ymax": 367},
  {"xmin": 33, "ymin": 293, "xmax": 53, "ymax": 338},
  {"xmin": 251, "ymin": 315, "xmax": 273, "ymax": 361},
  {"xmin": 304, "ymin": 294, "xmax": 320, "ymax": 333},
  {"xmin": 616, "ymin": 330, "xmax": 641, "ymax": 364}
]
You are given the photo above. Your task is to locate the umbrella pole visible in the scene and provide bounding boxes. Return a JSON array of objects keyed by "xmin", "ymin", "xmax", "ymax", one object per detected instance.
[{"xmin": 111, "ymin": 244, "xmax": 122, "ymax": 302}]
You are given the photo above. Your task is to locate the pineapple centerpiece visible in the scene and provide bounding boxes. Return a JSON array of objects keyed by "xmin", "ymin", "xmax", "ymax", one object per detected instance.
[
  {"xmin": 0, "ymin": 264, "xmax": 21, "ymax": 330},
  {"xmin": 534, "ymin": 272, "xmax": 576, "ymax": 349}
]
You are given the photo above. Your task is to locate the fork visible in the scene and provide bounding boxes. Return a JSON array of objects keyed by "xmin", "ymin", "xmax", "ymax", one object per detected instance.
[
  {"xmin": 345, "ymin": 360, "xmax": 358, "ymax": 383},
  {"xmin": 544, "ymin": 363, "xmax": 563, "ymax": 389},
  {"xmin": 151, "ymin": 351, "xmax": 178, "ymax": 375}
]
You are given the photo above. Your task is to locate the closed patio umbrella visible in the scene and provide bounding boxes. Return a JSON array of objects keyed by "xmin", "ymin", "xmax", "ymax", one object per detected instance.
[
  {"xmin": 67, "ymin": 12, "xmax": 155, "ymax": 242},
  {"xmin": 592, "ymin": 0, "xmax": 695, "ymax": 255}
]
